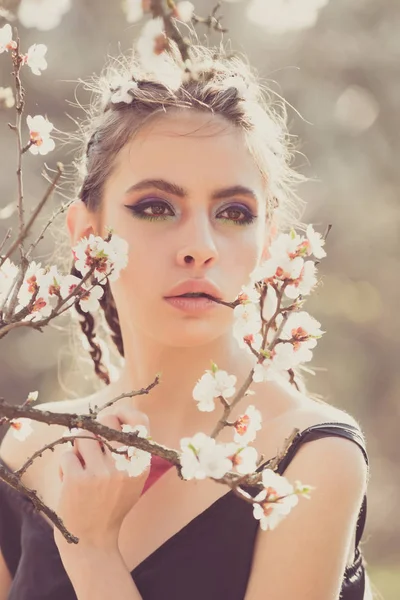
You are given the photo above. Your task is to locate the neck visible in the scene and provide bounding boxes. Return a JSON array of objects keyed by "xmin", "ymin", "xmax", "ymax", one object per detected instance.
[{"xmin": 102, "ymin": 330, "xmax": 260, "ymax": 447}]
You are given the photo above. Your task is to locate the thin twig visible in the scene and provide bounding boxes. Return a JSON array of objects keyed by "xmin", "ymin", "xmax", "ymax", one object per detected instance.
[{"xmin": 1, "ymin": 164, "xmax": 64, "ymax": 266}]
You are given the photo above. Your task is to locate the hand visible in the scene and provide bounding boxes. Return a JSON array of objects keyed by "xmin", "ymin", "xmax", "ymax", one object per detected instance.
[{"xmin": 53, "ymin": 404, "xmax": 151, "ymax": 554}]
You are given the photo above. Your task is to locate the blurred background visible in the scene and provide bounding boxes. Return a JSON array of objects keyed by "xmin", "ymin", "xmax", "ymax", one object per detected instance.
[{"xmin": 0, "ymin": 0, "xmax": 398, "ymax": 597}]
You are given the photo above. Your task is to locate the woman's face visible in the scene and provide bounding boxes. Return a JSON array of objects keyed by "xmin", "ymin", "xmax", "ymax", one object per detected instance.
[{"xmin": 96, "ymin": 110, "xmax": 271, "ymax": 347}]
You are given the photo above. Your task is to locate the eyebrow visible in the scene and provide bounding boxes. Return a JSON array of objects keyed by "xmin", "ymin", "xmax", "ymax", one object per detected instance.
[{"xmin": 124, "ymin": 178, "xmax": 259, "ymax": 203}]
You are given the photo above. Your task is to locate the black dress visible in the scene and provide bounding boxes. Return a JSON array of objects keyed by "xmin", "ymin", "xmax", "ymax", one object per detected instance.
[{"xmin": 0, "ymin": 421, "xmax": 369, "ymax": 599}]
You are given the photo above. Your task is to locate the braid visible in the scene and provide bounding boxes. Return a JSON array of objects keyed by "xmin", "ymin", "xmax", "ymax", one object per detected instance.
[
  {"xmin": 70, "ymin": 263, "xmax": 111, "ymax": 386},
  {"xmin": 98, "ymin": 279, "xmax": 125, "ymax": 358}
]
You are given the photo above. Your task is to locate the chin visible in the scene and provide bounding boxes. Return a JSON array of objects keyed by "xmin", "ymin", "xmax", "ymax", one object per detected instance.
[{"xmin": 156, "ymin": 322, "xmax": 231, "ymax": 348}]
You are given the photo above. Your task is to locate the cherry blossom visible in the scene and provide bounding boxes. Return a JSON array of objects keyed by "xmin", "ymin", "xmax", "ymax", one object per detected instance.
[
  {"xmin": 111, "ymin": 424, "xmax": 151, "ymax": 477},
  {"xmin": 0, "ymin": 24, "xmax": 17, "ymax": 54},
  {"xmin": 253, "ymin": 344, "xmax": 300, "ymax": 383},
  {"xmin": 110, "ymin": 79, "xmax": 138, "ymax": 104},
  {"xmin": 73, "ymin": 282, "xmax": 104, "ymax": 314},
  {"xmin": 24, "ymin": 44, "xmax": 48, "ymax": 76},
  {"xmin": 17, "ymin": 0, "xmax": 72, "ymax": 31},
  {"xmin": 0, "ymin": 86, "xmax": 15, "ymax": 108},
  {"xmin": 180, "ymin": 432, "xmax": 233, "ymax": 480},
  {"xmin": 10, "ymin": 417, "xmax": 34, "ymax": 441},
  {"xmin": 305, "ymin": 223, "xmax": 327, "ymax": 258},
  {"xmin": 16, "ymin": 260, "xmax": 45, "ymax": 307},
  {"xmin": 247, "ymin": 0, "xmax": 330, "ymax": 35},
  {"xmin": 0, "ymin": 258, "xmax": 18, "ymax": 305},
  {"xmin": 192, "ymin": 365, "xmax": 237, "ymax": 412},
  {"xmin": 252, "ymin": 468, "xmax": 299, "ymax": 531},
  {"xmin": 72, "ymin": 232, "xmax": 129, "ymax": 283},
  {"xmin": 15, "ymin": 262, "xmax": 63, "ymax": 322},
  {"xmin": 232, "ymin": 300, "xmax": 262, "ymax": 349},
  {"xmin": 280, "ymin": 310, "xmax": 324, "ymax": 353},
  {"xmin": 261, "ymin": 284, "xmax": 280, "ymax": 321},
  {"xmin": 221, "ymin": 74, "xmax": 249, "ymax": 98},
  {"xmin": 233, "ymin": 405, "xmax": 262, "ymax": 445},
  {"xmin": 26, "ymin": 115, "xmax": 55, "ymax": 155},
  {"xmin": 135, "ymin": 17, "xmax": 183, "ymax": 90},
  {"xmin": 224, "ymin": 442, "xmax": 259, "ymax": 475},
  {"xmin": 173, "ymin": 1, "xmax": 195, "ymax": 23},
  {"xmin": 122, "ymin": 0, "xmax": 151, "ymax": 23},
  {"xmin": 59, "ymin": 274, "xmax": 103, "ymax": 314},
  {"xmin": 284, "ymin": 259, "xmax": 318, "ymax": 299}
]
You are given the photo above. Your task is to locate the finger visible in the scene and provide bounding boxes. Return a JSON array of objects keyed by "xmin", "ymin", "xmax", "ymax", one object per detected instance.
[
  {"xmin": 72, "ymin": 429, "xmax": 108, "ymax": 474},
  {"xmin": 58, "ymin": 448, "xmax": 84, "ymax": 482},
  {"xmin": 96, "ymin": 412, "xmax": 150, "ymax": 474},
  {"xmin": 97, "ymin": 405, "xmax": 150, "ymax": 433},
  {"xmin": 95, "ymin": 414, "xmax": 129, "ymax": 467}
]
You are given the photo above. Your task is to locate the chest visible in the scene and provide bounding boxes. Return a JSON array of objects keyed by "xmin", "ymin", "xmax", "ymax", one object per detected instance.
[{"xmin": 28, "ymin": 404, "xmax": 357, "ymax": 574}]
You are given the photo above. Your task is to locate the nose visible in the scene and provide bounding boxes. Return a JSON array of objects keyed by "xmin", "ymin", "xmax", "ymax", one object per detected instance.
[{"xmin": 176, "ymin": 211, "xmax": 218, "ymax": 268}]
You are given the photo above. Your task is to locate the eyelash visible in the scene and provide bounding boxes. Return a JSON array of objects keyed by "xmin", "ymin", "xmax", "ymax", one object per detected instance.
[{"xmin": 126, "ymin": 199, "xmax": 257, "ymax": 227}]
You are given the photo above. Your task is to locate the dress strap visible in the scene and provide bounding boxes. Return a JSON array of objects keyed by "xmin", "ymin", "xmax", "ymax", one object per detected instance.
[{"xmin": 256, "ymin": 422, "xmax": 369, "ymax": 549}]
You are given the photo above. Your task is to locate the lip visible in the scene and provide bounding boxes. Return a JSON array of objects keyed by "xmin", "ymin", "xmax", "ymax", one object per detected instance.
[
  {"xmin": 164, "ymin": 296, "xmax": 218, "ymax": 313},
  {"xmin": 164, "ymin": 279, "xmax": 223, "ymax": 301}
]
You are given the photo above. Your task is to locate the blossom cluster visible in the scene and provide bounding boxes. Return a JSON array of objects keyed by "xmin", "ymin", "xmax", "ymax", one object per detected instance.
[
  {"xmin": 0, "ymin": 232, "xmax": 129, "ymax": 322},
  {"xmin": 177, "ymin": 224, "xmax": 326, "ymax": 527},
  {"xmin": 0, "ymin": 24, "xmax": 56, "ymax": 155}
]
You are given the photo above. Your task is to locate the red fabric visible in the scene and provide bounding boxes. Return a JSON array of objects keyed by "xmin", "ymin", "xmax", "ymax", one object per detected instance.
[{"xmin": 141, "ymin": 454, "xmax": 173, "ymax": 495}]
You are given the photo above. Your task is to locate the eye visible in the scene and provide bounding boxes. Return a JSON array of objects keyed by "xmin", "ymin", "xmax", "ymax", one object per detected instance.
[
  {"xmin": 217, "ymin": 204, "xmax": 257, "ymax": 226},
  {"xmin": 124, "ymin": 199, "xmax": 174, "ymax": 221},
  {"xmin": 124, "ymin": 199, "xmax": 257, "ymax": 226}
]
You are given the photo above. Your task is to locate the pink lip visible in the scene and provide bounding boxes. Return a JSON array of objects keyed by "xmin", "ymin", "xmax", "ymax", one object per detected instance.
[
  {"xmin": 164, "ymin": 296, "xmax": 218, "ymax": 313},
  {"xmin": 164, "ymin": 279, "xmax": 222, "ymax": 301}
]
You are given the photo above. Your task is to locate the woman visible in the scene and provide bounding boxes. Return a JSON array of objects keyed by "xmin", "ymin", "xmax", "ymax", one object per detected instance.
[{"xmin": 0, "ymin": 41, "xmax": 371, "ymax": 600}]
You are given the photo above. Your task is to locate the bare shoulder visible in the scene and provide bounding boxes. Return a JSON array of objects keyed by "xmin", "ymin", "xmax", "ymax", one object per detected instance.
[
  {"xmin": 0, "ymin": 394, "xmax": 94, "ymax": 484},
  {"xmin": 253, "ymin": 376, "xmax": 364, "ymax": 465}
]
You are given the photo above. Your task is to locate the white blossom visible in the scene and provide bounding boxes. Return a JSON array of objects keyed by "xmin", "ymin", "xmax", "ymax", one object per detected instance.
[
  {"xmin": 262, "ymin": 285, "xmax": 279, "ymax": 321},
  {"xmin": 10, "ymin": 418, "xmax": 33, "ymax": 441},
  {"xmin": 122, "ymin": 0, "xmax": 146, "ymax": 23},
  {"xmin": 18, "ymin": 0, "xmax": 71, "ymax": 31},
  {"xmin": 179, "ymin": 432, "xmax": 233, "ymax": 480},
  {"xmin": 76, "ymin": 284, "xmax": 104, "ymax": 313},
  {"xmin": 27, "ymin": 115, "xmax": 55, "ymax": 155},
  {"xmin": 110, "ymin": 79, "xmax": 138, "ymax": 104},
  {"xmin": 59, "ymin": 273, "xmax": 81, "ymax": 302},
  {"xmin": 112, "ymin": 446, "xmax": 151, "ymax": 477},
  {"xmin": 15, "ymin": 261, "xmax": 60, "ymax": 322},
  {"xmin": 25, "ymin": 43, "xmax": 48, "ymax": 76},
  {"xmin": 247, "ymin": 0, "xmax": 329, "ymax": 35},
  {"xmin": 253, "ymin": 468, "xmax": 299, "ymax": 530},
  {"xmin": 232, "ymin": 300, "xmax": 262, "ymax": 350},
  {"xmin": 192, "ymin": 366, "xmax": 237, "ymax": 412},
  {"xmin": 135, "ymin": 17, "xmax": 183, "ymax": 90},
  {"xmin": 72, "ymin": 233, "xmax": 129, "ymax": 283},
  {"xmin": 60, "ymin": 272, "xmax": 106, "ymax": 314},
  {"xmin": 233, "ymin": 405, "xmax": 262, "ymax": 445},
  {"xmin": 0, "ymin": 258, "xmax": 18, "ymax": 305},
  {"xmin": 137, "ymin": 16, "xmax": 166, "ymax": 65},
  {"xmin": 224, "ymin": 442, "xmax": 259, "ymax": 475},
  {"xmin": 252, "ymin": 344, "xmax": 299, "ymax": 383},
  {"xmin": 0, "ymin": 24, "xmax": 16, "ymax": 54},
  {"xmin": 121, "ymin": 423, "xmax": 149, "ymax": 438},
  {"xmin": 306, "ymin": 224, "xmax": 327, "ymax": 259},
  {"xmin": 0, "ymin": 86, "xmax": 15, "ymax": 108},
  {"xmin": 237, "ymin": 282, "xmax": 260, "ymax": 305},
  {"xmin": 16, "ymin": 260, "xmax": 45, "ymax": 307},
  {"xmin": 110, "ymin": 422, "xmax": 151, "ymax": 476},
  {"xmin": 174, "ymin": 1, "xmax": 195, "ymax": 23},
  {"xmin": 281, "ymin": 310, "xmax": 324, "ymax": 351},
  {"xmin": 222, "ymin": 75, "xmax": 249, "ymax": 98},
  {"xmin": 285, "ymin": 259, "xmax": 318, "ymax": 299}
]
